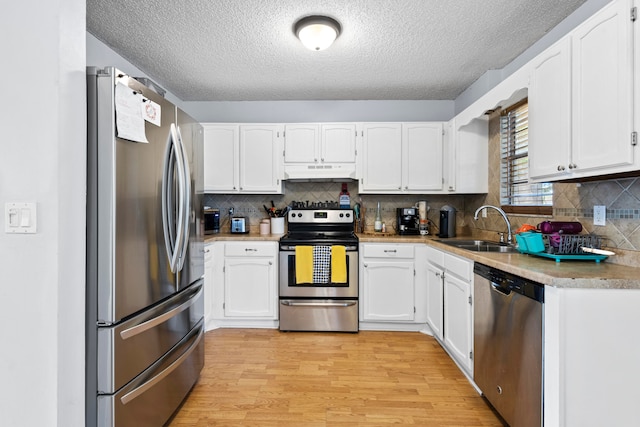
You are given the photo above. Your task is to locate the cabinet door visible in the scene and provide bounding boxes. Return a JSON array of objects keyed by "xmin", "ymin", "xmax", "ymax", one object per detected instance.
[
  {"xmin": 239, "ymin": 125, "xmax": 282, "ymax": 193},
  {"xmin": 571, "ymin": 0, "xmax": 634, "ymax": 173},
  {"xmin": 453, "ymin": 118, "xmax": 488, "ymax": 193},
  {"xmin": 284, "ymin": 124, "xmax": 318, "ymax": 164},
  {"xmin": 444, "ymin": 274, "xmax": 473, "ymax": 373},
  {"xmin": 224, "ymin": 257, "xmax": 276, "ymax": 318},
  {"xmin": 203, "ymin": 124, "xmax": 239, "ymax": 192},
  {"xmin": 321, "ymin": 123, "xmax": 357, "ymax": 163},
  {"xmin": 204, "ymin": 244, "xmax": 215, "ymax": 329},
  {"xmin": 362, "ymin": 260, "xmax": 414, "ymax": 321},
  {"xmin": 528, "ymin": 37, "xmax": 572, "ymax": 181},
  {"xmin": 361, "ymin": 123, "xmax": 402, "ymax": 192},
  {"xmin": 403, "ymin": 122, "xmax": 444, "ymax": 191},
  {"xmin": 444, "ymin": 118, "xmax": 488, "ymax": 193},
  {"xmin": 426, "ymin": 263, "xmax": 444, "ymax": 341}
]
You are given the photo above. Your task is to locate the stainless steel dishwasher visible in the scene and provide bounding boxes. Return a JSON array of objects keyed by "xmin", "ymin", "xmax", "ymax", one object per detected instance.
[{"xmin": 473, "ymin": 263, "xmax": 544, "ymax": 427}]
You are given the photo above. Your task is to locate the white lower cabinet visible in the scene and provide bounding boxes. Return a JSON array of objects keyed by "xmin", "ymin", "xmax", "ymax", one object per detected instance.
[
  {"xmin": 210, "ymin": 241, "xmax": 278, "ymax": 328},
  {"xmin": 443, "ymin": 272, "xmax": 472, "ymax": 373},
  {"xmin": 359, "ymin": 243, "xmax": 427, "ymax": 330},
  {"xmin": 425, "ymin": 261, "xmax": 444, "ymax": 341},
  {"xmin": 204, "ymin": 243, "xmax": 215, "ymax": 331},
  {"xmin": 425, "ymin": 245, "xmax": 474, "ymax": 376}
]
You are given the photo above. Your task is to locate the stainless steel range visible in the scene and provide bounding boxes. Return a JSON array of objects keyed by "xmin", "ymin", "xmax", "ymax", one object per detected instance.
[{"xmin": 279, "ymin": 208, "xmax": 359, "ymax": 332}]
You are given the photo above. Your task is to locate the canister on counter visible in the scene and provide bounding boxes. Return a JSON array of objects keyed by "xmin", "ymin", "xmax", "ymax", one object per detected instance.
[{"xmin": 259, "ymin": 219, "xmax": 270, "ymax": 235}]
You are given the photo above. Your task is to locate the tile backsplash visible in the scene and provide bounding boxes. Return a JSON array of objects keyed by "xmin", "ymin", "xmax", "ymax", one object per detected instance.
[{"xmin": 203, "ymin": 180, "xmax": 466, "ymax": 235}]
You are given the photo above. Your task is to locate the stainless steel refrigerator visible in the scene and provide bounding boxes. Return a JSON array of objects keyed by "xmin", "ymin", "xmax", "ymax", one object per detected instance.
[{"xmin": 86, "ymin": 67, "xmax": 204, "ymax": 427}]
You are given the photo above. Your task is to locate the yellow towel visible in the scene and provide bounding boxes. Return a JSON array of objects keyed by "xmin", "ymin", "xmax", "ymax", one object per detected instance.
[
  {"xmin": 331, "ymin": 245, "xmax": 347, "ymax": 284},
  {"xmin": 295, "ymin": 246, "xmax": 313, "ymax": 284}
]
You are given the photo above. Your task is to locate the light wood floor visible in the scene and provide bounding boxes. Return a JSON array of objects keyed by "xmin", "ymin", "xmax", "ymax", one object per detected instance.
[{"xmin": 168, "ymin": 329, "xmax": 505, "ymax": 426}]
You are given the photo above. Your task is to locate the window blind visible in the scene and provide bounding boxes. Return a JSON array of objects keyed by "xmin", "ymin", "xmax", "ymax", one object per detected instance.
[{"xmin": 500, "ymin": 101, "xmax": 552, "ymax": 207}]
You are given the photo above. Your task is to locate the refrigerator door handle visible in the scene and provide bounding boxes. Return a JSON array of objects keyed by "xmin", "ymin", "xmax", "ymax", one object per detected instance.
[
  {"xmin": 175, "ymin": 125, "xmax": 191, "ymax": 272},
  {"xmin": 120, "ymin": 324, "xmax": 203, "ymax": 405},
  {"xmin": 162, "ymin": 123, "xmax": 187, "ymax": 273},
  {"xmin": 119, "ymin": 283, "xmax": 203, "ymax": 340}
]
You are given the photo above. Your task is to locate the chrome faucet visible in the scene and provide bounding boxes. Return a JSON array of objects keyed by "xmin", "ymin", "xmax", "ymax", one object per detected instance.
[{"xmin": 474, "ymin": 205, "xmax": 512, "ymax": 245}]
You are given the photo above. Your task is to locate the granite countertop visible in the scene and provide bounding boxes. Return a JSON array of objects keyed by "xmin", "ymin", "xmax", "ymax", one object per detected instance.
[
  {"xmin": 359, "ymin": 233, "xmax": 640, "ymax": 289},
  {"xmin": 205, "ymin": 232, "xmax": 640, "ymax": 290},
  {"xmin": 204, "ymin": 232, "xmax": 283, "ymax": 243}
]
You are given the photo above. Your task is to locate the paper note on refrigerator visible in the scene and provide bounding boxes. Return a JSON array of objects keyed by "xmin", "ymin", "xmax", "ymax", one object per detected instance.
[
  {"xmin": 115, "ymin": 83, "xmax": 148, "ymax": 143},
  {"xmin": 141, "ymin": 99, "xmax": 161, "ymax": 127}
]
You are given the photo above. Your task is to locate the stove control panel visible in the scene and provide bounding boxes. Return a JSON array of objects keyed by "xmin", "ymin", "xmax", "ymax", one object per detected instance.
[{"xmin": 288, "ymin": 209, "xmax": 353, "ymax": 223}]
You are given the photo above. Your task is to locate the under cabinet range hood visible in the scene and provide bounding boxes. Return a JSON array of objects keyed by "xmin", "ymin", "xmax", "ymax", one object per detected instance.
[{"xmin": 283, "ymin": 163, "xmax": 357, "ymax": 180}]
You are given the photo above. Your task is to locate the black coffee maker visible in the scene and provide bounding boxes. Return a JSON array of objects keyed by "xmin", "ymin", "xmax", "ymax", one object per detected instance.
[{"xmin": 397, "ymin": 207, "xmax": 420, "ymax": 235}]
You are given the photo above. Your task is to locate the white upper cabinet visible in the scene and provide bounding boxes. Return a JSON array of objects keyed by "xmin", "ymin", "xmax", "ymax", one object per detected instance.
[
  {"xmin": 445, "ymin": 118, "xmax": 488, "ymax": 193},
  {"xmin": 403, "ymin": 122, "xmax": 444, "ymax": 191},
  {"xmin": 360, "ymin": 123, "xmax": 403, "ymax": 192},
  {"xmin": 322, "ymin": 123, "xmax": 357, "ymax": 163},
  {"xmin": 203, "ymin": 123, "xmax": 283, "ymax": 194},
  {"xmin": 283, "ymin": 123, "xmax": 357, "ymax": 179},
  {"xmin": 571, "ymin": 0, "xmax": 634, "ymax": 174},
  {"xmin": 203, "ymin": 124, "xmax": 239, "ymax": 192},
  {"xmin": 360, "ymin": 122, "xmax": 446, "ymax": 193},
  {"xmin": 239, "ymin": 125, "xmax": 283, "ymax": 193},
  {"xmin": 283, "ymin": 124, "xmax": 318, "ymax": 164},
  {"xmin": 528, "ymin": 37, "xmax": 572, "ymax": 181},
  {"xmin": 529, "ymin": 0, "xmax": 635, "ymax": 182}
]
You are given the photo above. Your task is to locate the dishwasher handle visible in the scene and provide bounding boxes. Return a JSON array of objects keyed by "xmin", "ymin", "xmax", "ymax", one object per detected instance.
[{"xmin": 490, "ymin": 282, "xmax": 512, "ymax": 296}]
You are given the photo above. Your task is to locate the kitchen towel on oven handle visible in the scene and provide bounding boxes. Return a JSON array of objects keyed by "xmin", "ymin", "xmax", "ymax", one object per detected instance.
[
  {"xmin": 313, "ymin": 246, "xmax": 331, "ymax": 284},
  {"xmin": 331, "ymin": 245, "xmax": 347, "ymax": 283},
  {"xmin": 295, "ymin": 246, "xmax": 313, "ymax": 284}
]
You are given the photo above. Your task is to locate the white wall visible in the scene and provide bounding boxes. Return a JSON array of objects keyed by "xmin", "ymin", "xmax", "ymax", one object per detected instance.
[
  {"xmin": 0, "ymin": 1, "xmax": 86, "ymax": 426},
  {"xmin": 184, "ymin": 99, "xmax": 454, "ymax": 123}
]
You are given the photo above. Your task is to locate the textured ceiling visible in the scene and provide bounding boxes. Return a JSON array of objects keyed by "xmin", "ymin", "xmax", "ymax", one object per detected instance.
[{"xmin": 87, "ymin": 0, "xmax": 586, "ymax": 101}]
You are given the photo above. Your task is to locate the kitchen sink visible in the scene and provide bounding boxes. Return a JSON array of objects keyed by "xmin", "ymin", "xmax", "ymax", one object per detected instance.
[{"xmin": 439, "ymin": 239, "xmax": 519, "ymax": 253}]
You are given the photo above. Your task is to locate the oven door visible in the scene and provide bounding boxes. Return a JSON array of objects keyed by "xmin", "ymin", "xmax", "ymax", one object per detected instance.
[{"xmin": 278, "ymin": 245, "xmax": 358, "ymax": 298}]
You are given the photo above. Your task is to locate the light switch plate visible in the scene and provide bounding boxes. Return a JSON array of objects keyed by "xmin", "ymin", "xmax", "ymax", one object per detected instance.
[
  {"xmin": 5, "ymin": 202, "xmax": 37, "ymax": 233},
  {"xmin": 593, "ymin": 205, "xmax": 606, "ymax": 226}
]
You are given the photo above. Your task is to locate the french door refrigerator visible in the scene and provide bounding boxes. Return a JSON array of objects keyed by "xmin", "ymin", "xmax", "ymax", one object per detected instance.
[{"xmin": 86, "ymin": 67, "xmax": 204, "ymax": 427}]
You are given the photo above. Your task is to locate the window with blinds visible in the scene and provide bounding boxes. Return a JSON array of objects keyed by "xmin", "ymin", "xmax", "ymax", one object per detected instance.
[{"xmin": 500, "ymin": 99, "xmax": 552, "ymax": 214}]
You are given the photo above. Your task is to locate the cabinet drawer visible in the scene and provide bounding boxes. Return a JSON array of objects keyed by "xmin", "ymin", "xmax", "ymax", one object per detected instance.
[
  {"xmin": 444, "ymin": 253, "xmax": 473, "ymax": 282},
  {"xmin": 224, "ymin": 242, "xmax": 277, "ymax": 257},
  {"xmin": 362, "ymin": 244, "xmax": 414, "ymax": 259}
]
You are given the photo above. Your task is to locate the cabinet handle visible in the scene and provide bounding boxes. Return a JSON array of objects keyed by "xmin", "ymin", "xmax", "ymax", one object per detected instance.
[
  {"xmin": 398, "ymin": 186, "xmax": 401, "ymax": 190},
  {"xmin": 314, "ymin": 158, "xmax": 318, "ymax": 162},
  {"xmin": 321, "ymin": 158, "xmax": 325, "ymax": 162},
  {"xmin": 404, "ymin": 186, "xmax": 408, "ymax": 190},
  {"xmin": 568, "ymin": 163, "xmax": 577, "ymax": 169},
  {"xmin": 557, "ymin": 165, "xmax": 565, "ymax": 171},
  {"xmin": 383, "ymin": 249, "xmax": 397, "ymax": 253},
  {"xmin": 269, "ymin": 261, "xmax": 273, "ymax": 265},
  {"xmin": 245, "ymin": 248, "xmax": 258, "ymax": 252},
  {"xmin": 364, "ymin": 263, "xmax": 368, "ymax": 268},
  {"xmin": 435, "ymin": 272, "xmax": 441, "ymax": 278}
]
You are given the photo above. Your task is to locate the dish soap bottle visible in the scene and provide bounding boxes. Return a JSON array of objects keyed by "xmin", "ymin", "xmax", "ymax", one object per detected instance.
[
  {"xmin": 374, "ymin": 202, "xmax": 382, "ymax": 232},
  {"xmin": 339, "ymin": 183, "xmax": 350, "ymax": 209}
]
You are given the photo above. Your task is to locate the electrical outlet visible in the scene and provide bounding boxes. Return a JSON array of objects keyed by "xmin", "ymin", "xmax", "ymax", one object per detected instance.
[{"xmin": 593, "ymin": 205, "xmax": 606, "ymax": 226}]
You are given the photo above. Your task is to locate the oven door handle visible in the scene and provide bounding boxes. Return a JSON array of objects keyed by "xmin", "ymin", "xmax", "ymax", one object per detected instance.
[{"xmin": 280, "ymin": 300, "xmax": 357, "ymax": 308}]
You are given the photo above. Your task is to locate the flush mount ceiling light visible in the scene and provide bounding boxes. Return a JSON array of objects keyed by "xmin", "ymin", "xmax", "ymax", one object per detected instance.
[{"xmin": 294, "ymin": 15, "xmax": 341, "ymax": 51}]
